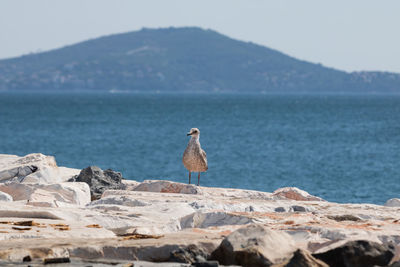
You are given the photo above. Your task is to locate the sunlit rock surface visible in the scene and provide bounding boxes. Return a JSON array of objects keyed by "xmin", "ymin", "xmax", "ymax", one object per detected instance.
[
  {"xmin": 0, "ymin": 153, "xmax": 399, "ymax": 266},
  {"xmin": 0, "ymin": 153, "xmax": 79, "ymax": 184}
]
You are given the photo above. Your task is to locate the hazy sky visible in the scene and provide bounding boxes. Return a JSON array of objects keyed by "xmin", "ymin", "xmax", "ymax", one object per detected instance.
[{"xmin": 1, "ymin": 0, "xmax": 400, "ymax": 73}]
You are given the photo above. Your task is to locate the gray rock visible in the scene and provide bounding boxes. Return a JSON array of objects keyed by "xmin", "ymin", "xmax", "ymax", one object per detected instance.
[
  {"xmin": 210, "ymin": 224, "xmax": 296, "ymax": 267},
  {"xmin": 70, "ymin": 166, "xmax": 126, "ymax": 200},
  {"xmin": 385, "ymin": 198, "xmax": 400, "ymax": 207},
  {"xmin": 169, "ymin": 244, "xmax": 208, "ymax": 263},
  {"xmin": 313, "ymin": 240, "xmax": 395, "ymax": 267},
  {"xmin": 274, "ymin": 207, "xmax": 286, "ymax": 212},
  {"xmin": 0, "ymin": 191, "xmax": 13, "ymax": 202},
  {"xmin": 0, "ymin": 165, "xmax": 38, "ymax": 183},
  {"xmin": 290, "ymin": 205, "xmax": 307, "ymax": 212},
  {"xmin": 276, "ymin": 249, "xmax": 328, "ymax": 267}
]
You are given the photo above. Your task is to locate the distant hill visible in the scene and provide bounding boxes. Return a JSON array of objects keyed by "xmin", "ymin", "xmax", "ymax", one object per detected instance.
[{"xmin": 1, "ymin": 27, "xmax": 400, "ymax": 93}]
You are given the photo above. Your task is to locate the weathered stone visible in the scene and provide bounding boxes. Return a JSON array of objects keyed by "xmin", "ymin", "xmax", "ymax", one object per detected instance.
[
  {"xmin": 0, "ymin": 182, "xmax": 90, "ymax": 206},
  {"xmin": 0, "ymin": 153, "xmax": 80, "ymax": 184},
  {"xmin": 0, "ymin": 191, "xmax": 13, "ymax": 202},
  {"xmin": 89, "ymin": 195, "xmax": 149, "ymax": 207},
  {"xmin": 180, "ymin": 211, "xmax": 254, "ymax": 229},
  {"xmin": 168, "ymin": 244, "xmax": 208, "ymax": 263},
  {"xmin": 274, "ymin": 249, "xmax": 328, "ymax": 267},
  {"xmin": 211, "ymin": 224, "xmax": 296, "ymax": 266},
  {"xmin": 385, "ymin": 198, "xmax": 400, "ymax": 207},
  {"xmin": 71, "ymin": 166, "xmax": 126, "ymax": 200},
  {"xmin": 313, "ymin": 240, "xmax": 395, "ymax": 267},
  {"xmin": 122, "ymin": 179, "xmax": 141, "ymax": 190},
  {"xmin": 272, "ymin": 187, "xmax": 324, "ymax": 201},
  {"xmin": 134, "ymin": 180, "xmax": 201, "ymax": 194},
  {"xmin": 290, "ymin": 205, "xmax": 307, "ymax": 212},
  {"xmin": 327, "ymin": 214, "xmax": 362, "ymax": 222}
]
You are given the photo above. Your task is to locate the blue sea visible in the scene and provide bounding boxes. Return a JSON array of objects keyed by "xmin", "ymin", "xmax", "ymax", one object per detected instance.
[{"xmin": 0, "ymin": 92, "xmax": 399, "ymax": 204}]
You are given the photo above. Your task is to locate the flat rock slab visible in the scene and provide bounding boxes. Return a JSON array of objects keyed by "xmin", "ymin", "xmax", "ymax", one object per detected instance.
[
  {"xmin": 0, "ymin": 231, "xmax": 221, "ymax": 263},
  {"xmin": 0, "ymin": 182, "xmax": 90, "ymax": 206}
]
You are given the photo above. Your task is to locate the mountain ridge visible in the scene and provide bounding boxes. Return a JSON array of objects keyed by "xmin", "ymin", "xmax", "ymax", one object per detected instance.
[{"xmin": 1, "ymin": 27, "xmax": 399, "ymax": 93}]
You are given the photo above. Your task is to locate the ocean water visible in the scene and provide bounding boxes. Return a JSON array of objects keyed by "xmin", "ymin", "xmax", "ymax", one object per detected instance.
[{"xmin": 0, "ymin": 92, "xmax": 399, "ymax": 204}]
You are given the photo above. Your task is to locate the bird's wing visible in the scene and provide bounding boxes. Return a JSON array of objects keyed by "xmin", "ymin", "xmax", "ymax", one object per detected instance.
[{"xmin": 201, "ymin": 149, "xmax": 208, "ymax": 165}]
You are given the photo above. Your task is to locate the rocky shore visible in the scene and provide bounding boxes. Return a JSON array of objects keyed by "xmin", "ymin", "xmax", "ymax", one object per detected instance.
[{"xmin": 0, "ymin": 153, "xmax": 400, "ymax": 267}]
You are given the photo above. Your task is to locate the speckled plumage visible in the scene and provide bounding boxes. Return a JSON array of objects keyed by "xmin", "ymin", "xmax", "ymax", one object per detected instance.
[{"xmin": 183, "ymin": 129, "xmax": 208, "ymax": 173}]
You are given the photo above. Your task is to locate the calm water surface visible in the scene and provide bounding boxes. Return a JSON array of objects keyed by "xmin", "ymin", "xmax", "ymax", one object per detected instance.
[{"xmin": 1, "ymin": 92, "xmax": 399, "ymax": 204}]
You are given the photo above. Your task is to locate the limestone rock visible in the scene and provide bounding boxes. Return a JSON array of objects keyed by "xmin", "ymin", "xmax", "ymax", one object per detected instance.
[
  {"xmin": 313, "ymin": 240, "xmax": 395, "ymax": 267},
  {"xmin": 122, "ymin": 179, "xmax": 141, "ymax": 190},
  {"xmin": 180, "ymin": 211, "xmax": 254, "ymax": 229},
  {"xmin": 134, "ymin": 180, "xmax": 201, "ymax": 194},
  {"xmin": 385, "ymin": 198, "xmax": 400, "ymax": 207},
  {"xmin": 274, "ymin": 249, "xmax": 328, "ymax": 267},
  {"xmin": 0, "ymin": 191, "xmax": 13, "ymax": 202},
  {"xmin": 0, "ymin": 182, "xmax": 90, "ymax": 206},
  {"xmin": 71, "ymin": 166, "xmax": 126, "ymax": 200},
  {"xmin": 272, "ymin": 187, "xmax": 324, "ymax": 202},
  {"xmin": 211, "ymin": 224, "xmax": 296, "ymax": 266},
  {"xmin": 89, "ymin": 195, "xmax": 149, "ymax": 207},
  {"xmin": 0, "ymin": 153, "xmax": 80, "ymax": 183}
]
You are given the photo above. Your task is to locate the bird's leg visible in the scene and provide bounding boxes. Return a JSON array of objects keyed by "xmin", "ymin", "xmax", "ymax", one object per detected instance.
[
  {"xmin": 188, "ymin": 172, "xmax": 191, "ymax": 184},
  {"xmin": 197, "ymin": 172, "xmax": 200, "ymax": 186}
]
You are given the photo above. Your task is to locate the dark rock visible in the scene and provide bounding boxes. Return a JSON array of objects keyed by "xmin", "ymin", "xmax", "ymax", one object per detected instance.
[
  {"xmin": 291, "ymin": 206, "xmax": 306, "ymax": 212},
  {"xmin": 70, "ymin": 166, "xmax": 126, "ymax": 200},
  {"xmin": 327, "ymin": 214, "xmax": 362, "ymax": 222},
  {"xmin": 192, "ymin": 261, "xmax": 219, "ymax": 267},
  {"xmin": 275, "ymin": 249, "xmax": 328, "ymax": 267},
  {"xmin": 43, "ymin": 257, "xmax": 70, "ymax": 264},
  {"xmin": 275, "ymin": 207, "xmax": 286, "ymax": 212},
  {"xmin": 210, "ymin": 224, "xmax": 295, "ymax": 267},
  {"xmin": 169, "ymin": 244, "xmax": 208, "ymax": 264},
  {"xmin": 390, "ymin": 261, "xmax": 400, "ymax": 267},
  {"xmin": 22, "ymin": 255, "xmax": 31, "ymax": 262},
  {"xmin": 313, "ymin": 240, "xmax": 395, "ymax": 267}
]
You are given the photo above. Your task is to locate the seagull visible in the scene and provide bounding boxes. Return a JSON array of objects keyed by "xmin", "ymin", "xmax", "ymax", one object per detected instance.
[{"xmin": 182, "ymin": 128, "xmax": 208, "ymax": 186}]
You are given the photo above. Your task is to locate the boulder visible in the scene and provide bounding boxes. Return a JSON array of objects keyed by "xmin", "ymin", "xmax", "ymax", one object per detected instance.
[
  {"xmin": 0, "ymin": 182, "xmax": 90, "ymax": 206},
  {"xmin": 313, "ymin": 240, "xmax": 395, "ymax": 267},
  {"xmin": 272, "ymin": 187, "xmax": 324, "ymax": 201},
  {"xmin": 274, "ymin": 249, "xmax": 328, "ymax": 267},
  {"xmin": 70, "ymin": 166, "xmax": 126, "ymax": 200},
  {"xmin": 385, "ymin": 198, "xmax": 400, "ymax": 207},
  {"xmin": 0, "ymin": 153, "xmax": 80, "ymax": 183},
  {"xmin": 210, "ymin": 224, "xmax": 296, "ymax": 266},
  {"xmin": 133, "ymin": 180, "xmax": 201, "ymax": 194},
  {"xmin": 0, "ymin": 191, "xmax": 13, "ymax": 202},
  {"xmin": 168, "ymin": 244, "xmax": 209, "ymax": 264}
]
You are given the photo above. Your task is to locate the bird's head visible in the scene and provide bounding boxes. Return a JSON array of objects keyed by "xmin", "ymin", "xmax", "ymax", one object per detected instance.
[{"xmin": 187, "ymin": 128, "xmax": 200, "ymax": 137}]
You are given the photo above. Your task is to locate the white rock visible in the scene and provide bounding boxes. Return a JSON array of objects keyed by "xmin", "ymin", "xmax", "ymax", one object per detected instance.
[
  {"xmin": 121, "ymin": 179, "xmax": 141, "ymax": 190},
  {"xmin": 211, "ymin": 224, "xmax": 296, "ymax": 265},
  {"xmin": 272, "ymin": 187, "xmax": 324, "ymax": 201},
  {"xmin": 180, "ymin": 211, "xmax": 254, "ymax": 229},
  {"xmin": 0, "ymin": 153, "xmax": 80, "ymax": 184},
  {"xmin": 134, "ymin": 180, "xmax": 202, "ymax": 194},
  {"xmin": 384, "ymin": 198, "xmax": 400, "ymax": 207},
  {"xmin": 0, "ymin": 182, "xmax": 90, "ymax": 206},
  {"xmin": 89, "ymin": 195, "xmax": 149, "ymax": 207},
  {"xmin": 0, "ymin": 191, "xmax": 12, "ymax": 202}
]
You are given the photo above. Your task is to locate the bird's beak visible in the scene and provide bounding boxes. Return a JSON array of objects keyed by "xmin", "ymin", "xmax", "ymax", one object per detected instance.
[{"xmin": 187, "ymin": 132, "xmax": 192, "ymax": 136}]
